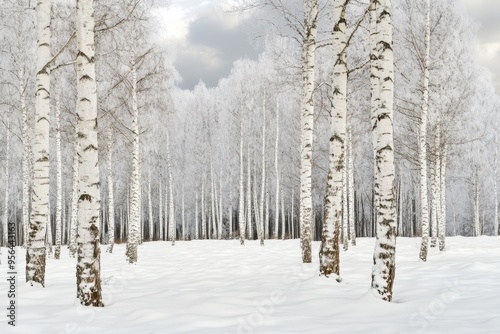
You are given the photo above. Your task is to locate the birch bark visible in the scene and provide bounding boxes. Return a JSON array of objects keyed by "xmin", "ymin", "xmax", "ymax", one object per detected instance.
[{"xmin": 75, "ymin": 0, "xmax": 103, "ymax": 306}]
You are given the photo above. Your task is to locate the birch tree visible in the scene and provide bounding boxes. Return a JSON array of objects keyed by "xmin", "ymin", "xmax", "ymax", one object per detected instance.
[
  {"xmin": 319, "ymin": 0, "xmax": 347, "ymax": 279},
  {"xmin": 107, "ymin": 128, "xmax": 115, "ymax": 253},
  {"xmin": 370, "ymin": 0, "xmax": 397, "ymax": 302},
  {"xmin": 75, "ymin": 0, "xmax": 103, "ymax": 306},
  {"xmin": 54, "ymin": 87, "xmax": 62, "ymax": 260},
  {"xmin": 26, "ymin": 0, "xmax": 51, "ymax": 286}
]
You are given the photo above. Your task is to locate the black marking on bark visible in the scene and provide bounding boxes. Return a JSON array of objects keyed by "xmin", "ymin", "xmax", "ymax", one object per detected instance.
[{"xmin": 79, "ymin": 194, "xmax": 92, "ymax": 202}]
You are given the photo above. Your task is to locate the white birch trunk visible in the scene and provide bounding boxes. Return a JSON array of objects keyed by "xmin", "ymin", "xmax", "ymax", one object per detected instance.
[
  {"xmin": 431, "ymin": 131, "xmax": 440, "ymax": 248},
  {"xmin": 371, "ymin": 0, "xmax": 397, "ymax": 302},
  {"xmin": 125, "ymin": 46, "xmax": 140, "ymax": 263},
  {"xmin": 229, "ymin": 171, "xmax": 233, "ymax": 239},
  {"xmin": 26, "ymin": 0, "xmax": 51, "ymax": 287},
  {"xmin": 148, "ymin": 172, "xmax": 153, "ymax": 241},
  {"xmin": 2, "ymin": 123, "xmax": 10, "ymax": 256},
  {"xmin": 202, "ymin": 173, "xmax": 206, "ymax": 240},
  {"xmin": 300, "ymin": 0, "xmax": 318, "ymax": 263},
  {"xmin": 291, "ymin": 190, "xmax": 295, "ymax": 239},
  {"xmin": 182, "ymin": 185, "xmax": 186, "ymax": 240},
  {"xmin": 239, "ymin": 102, "xmax": 246, "ymax": 244},
  {"xmin": 158, "ymin": 177, "xmax": 163, "ymax": 241},
  {"xmin": 419, "ymin": 0, "xmax": 431, "ymax": 262},
  {"xmin": 54, "ymin": 88, "xmax": 62, "ymax": 259},
  {"xmin": 69, "ymin": 137, "xmax": 79, "ymax": 257},
  {"xmin": 265, "ymin": 187, "xmax": 269, "ymax": 240},
  {"xmin": 474, "ymin": 167, "xmax": 480, "ymax": 237},
  {"xmin": 348, "ymin": 129, "xmax": 356, "ymax": 246},
  {"xmin": 438, "ymin": 143, "xmax": 447, "ymax": 251},
  {"xmin": 75, "ymin": 0, "xmax": 103, "ymax": 306},
  {"xmin": 210, "ymin": 158, "xmax": 216, "ymax": 239},
  {"xmin": 217, "ymin": 171, "xmax": 222, "ymax": 240},
  {"xmin": 195, "ymin": 191, "xmax": 199, "ymax": 239},
  {"xmin": 167, "ymin": 131, "xmax": 175, "ymax": 245},
  {"xmin": 342, "ymin": 151, "xmax": 348, "ymax": 251},
  {"xmin": 246, "ymin": 141, "xmax": 252, "ymax": 240},
  {"xmin": 274, "ymin": 96, "xmax": 280, "ymax": 240},
  {"xmin": 259, "ymin": 93, "xmax": 266, "ymax": 246},
  {"xmin": 20, "ymin": 54, "xmax": 30, "ymax": 248},
  {"xmin": 107, "ymin": 128, "xmax": 115, "ymax": 253},
  {"xmin": 319, "ymin": 0, "xmax": 346, "ymax": 278},
  {"xmin": 281, "ymin": 185, "xmax": 285, "ymax": 240},
  {"xmin": 495, "ymin": 132, "xmax": 499, "ymax": 236}
]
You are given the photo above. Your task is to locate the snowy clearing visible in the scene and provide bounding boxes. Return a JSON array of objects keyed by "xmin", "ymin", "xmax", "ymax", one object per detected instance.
[{"xmin": 1, "ymin": 237, "xmax": 500, "ymax": 334}]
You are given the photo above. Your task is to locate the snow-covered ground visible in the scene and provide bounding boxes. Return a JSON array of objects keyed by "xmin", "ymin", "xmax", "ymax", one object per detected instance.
[{"xmin": 1, "ymin": 237, "xmax": 499, "ymax": 333}]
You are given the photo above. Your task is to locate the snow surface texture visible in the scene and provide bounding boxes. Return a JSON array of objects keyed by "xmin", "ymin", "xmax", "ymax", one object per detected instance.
[{"xmin": 1, "ymin": 237, "xmax": 499, "ymax": 333}]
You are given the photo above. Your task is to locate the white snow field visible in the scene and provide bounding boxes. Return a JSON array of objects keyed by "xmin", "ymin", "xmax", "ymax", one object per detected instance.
[{"xmin": 1, "ymin": 237, "xmax": 500, "ymax": 334}]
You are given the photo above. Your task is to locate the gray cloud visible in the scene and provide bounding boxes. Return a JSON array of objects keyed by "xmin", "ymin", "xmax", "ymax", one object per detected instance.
[{"xmin": 174, "ymin": 9, "xmax": 260, "ymax": 89}]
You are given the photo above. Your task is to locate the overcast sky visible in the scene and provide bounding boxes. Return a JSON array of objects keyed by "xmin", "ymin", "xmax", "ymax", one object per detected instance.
[{"xmin": 155, "ymin": 0, "xmax": 500, "ymax": 93}]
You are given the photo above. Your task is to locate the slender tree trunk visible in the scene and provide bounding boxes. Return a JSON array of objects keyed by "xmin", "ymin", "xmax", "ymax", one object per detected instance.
[
  {"xmin": 438, "ymin": 143, "xmax": 447, "ymax": 251},
  {"xmin": 259, "ymin": 92, "xmax": 267, "ymax": 246},
  {"xmin": 495, "ymin": 133, "xmax": 499, "ymax": 236},
  {"xmin": 75, "ymin": 0, "xmax": 103, "ymax": 306},
  {"xmin": 69, "ymin": 138, "xmax": 79, "ymax": 257},
  {"xmin": 26, "ymin": 0, "xmax": 51, "ymax": 287},
  {"xmin": 229, "ymin": 171, "xmax": 233, "ymax": 239},
  {"xmin": 348, "ymin": 129, "xmax": 356, "ymax": 246},
  {"xmin": 281, "ymin": 184, "xmax": 285, "ymax": 240},
  {"xmin": 319, "ymin": 0, "xmax": 346, "ymax": 278},
  {"xmin": 2, "ymin": 123, "xmax": 10, "ymax": 255},
  {"xmin": 274, "ymin": 96, "xmax": 280, "ymax": 240},
  {"xmin": 126, "ymin": 45, "xmax": 140, "ymax": 264},
  {"xmin": 474, "ymin": 167, "xmax": 480, "ymax": 237},
  {"xmin": 54, "ymin": 88, "xmax": 62, "ymax": 260},
  {"xmin": 419, "ymin": 0, "xmax": 431, "ymax": 262},
  {"xmin": 107, "ymin": 129, "xmax": 115, "ymax": 253},
  {"xmin": 430, "ymin": 155, "xmax": 438, "ymax": 248},
  {"xmin": 370, "ymin": 0, "xmax": 397, "ymax": 302},
  {"xmin": 239, "ymin": 97, "xmax": 246, "ymax": 245},
  {"xmin": 202, "ymin": 173, "xmax": 206, "ymax": 240},
  {"xmin": 299, "ymin": 0, "xmax": 318, "ymax": 263},
  {"xmin": 182, "ymin": 185, "xmax": 186, "ymax": 240},
  {"xmin": 148, "ymin": 172, "xmax": 154, "ymax": 241},
  {"xmin": 246, "ymin": 140, "xmax": 252, "ymax": 240},
  {"xmin": 195, "ymin": 191, "xmax": 199, "ymax": 239},
  {"xmin": 342, "ymin": 150, "xmax": 348, "ymax": 251},
  {"xmin": 166, "ymin": 130, "xmax": 175, "ymax": 245},
  {"xmin": 20, "ymin": 53, "xmax": 30, "ymax": 248},
  {"xmin": 158, "ymin": 177, "xmax": 163, "ymax": 241}
]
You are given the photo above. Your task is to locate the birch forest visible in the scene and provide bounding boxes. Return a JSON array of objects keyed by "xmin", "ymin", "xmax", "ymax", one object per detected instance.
[{"xmin": 0, "ymin": 0, "xmax": 499, "ymax": 332}]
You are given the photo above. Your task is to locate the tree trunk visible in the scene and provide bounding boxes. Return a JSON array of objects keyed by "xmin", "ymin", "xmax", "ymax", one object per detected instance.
[
  {"xmin": 438, "ymin": 143, "xmax": 447, "ymax": 251},
  {"xmin": 75, "ymin": 0, "xmax": 103, "ymax": 306},
  {"xmin": 299, "ymin": 0, "xmax": 318, "ymax": 263},
  {"xmin": 348, "ymin": 129, "xmax": 356, "ymax": 246},
  {"xmin": 259, "ymin": 92, "xmax": 267, "ymax": 246},
  {"xmin": 239, "ymin": 97, "xmax": 246, "ymax": 245},
  {"xmin": 54, "ymin": 88, "xmax": 62, "ymax": 260},
  {"xmin": 370, "ymin": 0, "xmax": 397, "ymax": 302},
  {"xmin": 26, "ymin": 0, "xmax": 51, "ymax": 287},
  {"xmin": 274, "ymin": 96, "xmax": 280, "ymax": 240},
  {"xmin": 418, "ymin": 0, "xmax": 431, "ymax": 262},
  {"xmin": 167, "ymin": 130, "xmax": 175, "ymax": 245},
  {"xmin": 107, "ymin": 129, "xmax": 115, "ymax": 253},
  {"xmin": 319, "ymin": 0, "xmax": 346, "ymax": 278},
  {"xmin": 126, "ymin": 46, "xmax": 140, "ymax": 264}
]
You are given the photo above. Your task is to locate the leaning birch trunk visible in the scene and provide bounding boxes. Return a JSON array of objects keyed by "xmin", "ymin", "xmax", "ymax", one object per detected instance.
[
  {"xmin": 300, "ymin": 0, "xmax": 318, "ymax": 263},
  {"xmin": 26, "ymin": 0, "xmax": 51, "ymax": 287},
  {"xmin": 54, "ymin": 88, "xmax": 62, "ymax": 260},
  {"xmin": 69, "ymin": 137, "xmax": 79, "ymax": 257},
  {"xmin": 107, "ymin": 128, "xmax": 115, "ymax": 253},
  {"xmin": 166, "ymin": 130, "xmax": 175, "ymax": 245},
  {"xmin": 75, "ymin": 0, "xmax": 103, "ymax": 306},
  {"xmin": 438, "ymin": 143, "xmax": 447, "ymax": 251},
  {"xmin": 418, "ymin": 0, "xmax": 431, "ymax": 262},
  {"xmin": 148, "ymin": 173, "xmax": 154, "ymax": 241},
  {"xmin": 348, "ymin": 128, "xmax": 356, "ymax": 246},
  {"xmin": 259, "ymin": 93, "xmax": 267, "ymax": 246},
  {"xmin": 371, "ymin": 0, "xmax": 397, "ymax": 302},
  {"xmin": 239, "ymin": 102, "xmax": 246, "ymax": 244},
  {"xmin": 125, "ymin": 47, "xmax": 140, "ymax": 264},
  {"xmin": 319, "ymin": 0, "xmax": 346, "ymax": 278}
]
